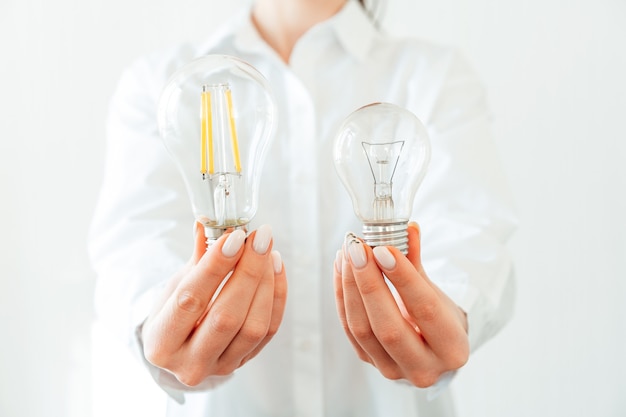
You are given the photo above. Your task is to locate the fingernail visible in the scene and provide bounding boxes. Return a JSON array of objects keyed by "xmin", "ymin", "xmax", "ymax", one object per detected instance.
[
  {"xmin": 343, "ymin": 232, "xmax": 357, "ymax": 254},
  {"xmin": 373, "ymin": 246, "xmax": 396, "ymax": 270},
  {"xmin": 347, "ymin": 239, "xmax": 367, "ymax": 269},
  {"xmin": 222, "ymin": 229, "xmax": 246, "ymax": 257},
  {"xmin": 344, "ymin": 231, "xmax": 358, "ymax": 245},
  {"xmin": 409, "ymin": 222, "xmax": 420, "ymax": 240},
  {"xmin": 271, "ymin": 250, "xmax": 283, "ymax": 274},
  {"xmin": 253, "ymin": 224, "xmax": 272, "ymax": 254},
  {"xmin": 334, "ymin": 250, "xmax": 343, "ymax": 273}
]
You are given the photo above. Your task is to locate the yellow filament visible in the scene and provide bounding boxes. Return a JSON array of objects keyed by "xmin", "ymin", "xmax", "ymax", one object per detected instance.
[
  {"xmin": 200, "ymin": 89, "xmax": 214, "ymax": 175},
  {"xmin": 200, "ymin": 91, "xmax": 207, "ymax": 175},
  {"xmin": 225, "ymin": 88, "xmax": 242, "ymax": 173}
]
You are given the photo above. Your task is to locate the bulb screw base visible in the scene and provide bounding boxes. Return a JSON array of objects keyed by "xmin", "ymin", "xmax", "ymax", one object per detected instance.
[
  {"xmin": 362, "ymin": 221, "xmax": 409, "ymax": 255},
  {"xmin": 204, "ymin": 224, "xmax": 249, "ymax": 247}
]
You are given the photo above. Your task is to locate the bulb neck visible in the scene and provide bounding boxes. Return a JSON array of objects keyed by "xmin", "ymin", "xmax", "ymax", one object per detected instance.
[
  {"xmin": 362, "ymin": 220, "xmax": 409, "ymax": 255},
  {"xmin": 204, "ymin": 223, "xmax": 249, "ymax": 247}
]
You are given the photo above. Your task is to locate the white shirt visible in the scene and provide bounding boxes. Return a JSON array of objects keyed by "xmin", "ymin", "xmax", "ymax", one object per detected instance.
[{"xmin": 88, "ymin": 1, "xmax": 517, "ymax": 416}]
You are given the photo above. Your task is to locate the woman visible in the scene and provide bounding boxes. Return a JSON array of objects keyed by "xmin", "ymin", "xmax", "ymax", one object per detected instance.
[{"xmin": 89, "ymin": 0, "xmax": 517, "ymax": 415}]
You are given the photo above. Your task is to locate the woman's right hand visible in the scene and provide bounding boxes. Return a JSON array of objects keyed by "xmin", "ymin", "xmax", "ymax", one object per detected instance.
[{"xmin": 141, "ymin": 223, "xmax": 287, "ymax": 387}]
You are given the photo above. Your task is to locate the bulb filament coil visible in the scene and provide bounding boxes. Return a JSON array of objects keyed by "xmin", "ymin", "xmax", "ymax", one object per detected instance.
[{"xmin": 201, "ymin": 83, "xmax": 242, "ymax": 178}]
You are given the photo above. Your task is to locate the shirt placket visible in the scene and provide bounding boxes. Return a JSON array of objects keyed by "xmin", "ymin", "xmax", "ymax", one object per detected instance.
[{"xmin": 285, "ymin": 72, "xmax": 324, "ymax": 417}]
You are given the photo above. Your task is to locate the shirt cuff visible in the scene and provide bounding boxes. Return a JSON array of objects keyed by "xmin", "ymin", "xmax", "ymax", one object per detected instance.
[{"xmin": 396, "ymin": 370, "xmax": 457, "ymax": 401}]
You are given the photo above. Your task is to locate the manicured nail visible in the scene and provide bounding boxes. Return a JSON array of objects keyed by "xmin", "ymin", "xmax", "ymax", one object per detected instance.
[
  {"xmin": 344, "ymin": 231, "xmax": 358, "ymax": 243},
  {"xmin": 343, "ymin": 232, "xmax": 357, "ymax": 253},
  {"xmin": 373, "ymin": 246, "xmax": 396, "ymax": 270},
  {"xmin": 334, "ymin": 250, "xmax": 343, "ymax": 273},
  {"xmin": 409, "ymin": 222, "xmax": 420, "ymax": 240},
  {"xmin": 271, "ymin": 250, "xmax": 283, "ymax": 274},
  {"xmin": 347, "ymin": 239, "xmax": 367, "ymax": 269},
  {"xmin": 222, "ymin": 229, "xmax": 246, "ymax": 257},
  {"xmin": 253, "ymin": 224, "xmax": 272, "ymax": 254}
]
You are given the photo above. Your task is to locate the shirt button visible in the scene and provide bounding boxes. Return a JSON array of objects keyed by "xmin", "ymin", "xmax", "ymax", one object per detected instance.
[
  {"xmin": 294, "ymin": 174, "xmax": 305, "ymax": 185},
  {"xmin": 296, "ymin": 255, "xmax": 313, "ymax": 267},
  {"xmin": 297, "ymin": 338, "xmax": 312, "ymax": 352}
]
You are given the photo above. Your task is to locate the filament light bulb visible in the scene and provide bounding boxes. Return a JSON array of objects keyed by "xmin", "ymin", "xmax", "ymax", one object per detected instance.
[
  {"xmin": 158, "ymin": 55, "xmax": 276, "ymax": 244},
  {"xmin": 333, "ymin": 102, "xmax": 431, "ymax": 254}
]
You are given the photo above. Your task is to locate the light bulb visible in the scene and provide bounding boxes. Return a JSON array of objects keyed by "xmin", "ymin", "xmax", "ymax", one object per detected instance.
[
  {"xmin": 333, "ymin": 102, "xmax": 431, "ymax": 254},
  {"xmin": 158, "ymin": 55, "xmax": 276, "ymax": 244}
]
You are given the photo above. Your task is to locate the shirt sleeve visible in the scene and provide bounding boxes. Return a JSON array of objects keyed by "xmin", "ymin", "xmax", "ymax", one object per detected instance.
[
  {"xmin": 88, "ymin": 55, "xmax": 229, "ymax": 402},
  {"xmin": 412, "ymin": 49, "xmax": 518, "ymax": 353}
]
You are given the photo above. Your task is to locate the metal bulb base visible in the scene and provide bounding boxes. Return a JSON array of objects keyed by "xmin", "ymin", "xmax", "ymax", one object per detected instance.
[
  {"xmin": 362, "ymin": 221, "xmax": 409, "ymax": 255},
  {"xmin": 204, "ymin": 224, "xmax": 249, "ymax": 247}
]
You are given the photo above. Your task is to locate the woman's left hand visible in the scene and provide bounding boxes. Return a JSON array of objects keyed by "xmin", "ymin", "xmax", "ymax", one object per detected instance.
[{"xmin": 333, "ymin": 223, "xmax": 469, "ymax": 387}]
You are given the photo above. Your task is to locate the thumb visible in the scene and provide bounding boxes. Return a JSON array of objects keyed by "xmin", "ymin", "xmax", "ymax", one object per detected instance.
[
  {"xmin": 406, "ymin": 222, "xmax": 422, "ymax": 269},
  {"xmin": 191, "ymin": 221, "xmax": 208, "ymax": 264}
]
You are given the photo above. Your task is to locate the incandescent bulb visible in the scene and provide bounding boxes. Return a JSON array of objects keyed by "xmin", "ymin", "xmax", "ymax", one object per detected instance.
[
  {"xmin": 333, "ymin": 102, "xmax": 431, "ymax": 254},
  {"xmin": 158, "ymin": 55, "xmax": 276, "ymax": 244}
]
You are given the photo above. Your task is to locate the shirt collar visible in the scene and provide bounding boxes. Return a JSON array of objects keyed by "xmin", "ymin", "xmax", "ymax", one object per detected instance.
[
  {"xmin": 328, "ymin": 0, "xmax": 378, "ymax": 62},
  {"xmin": 291, "ymin": 0, "xmax": 377, "ymax": 62},
  {"xmin": 196, "ymin": 8, "xmax": 273, "ymax": 58},
  {"xmin": 199, "ymin": 0, "xmax": 377, "ymax": 62},
  {"xmin": 232, "ymin": 10, "xmax": 276, "ymax": 57}
]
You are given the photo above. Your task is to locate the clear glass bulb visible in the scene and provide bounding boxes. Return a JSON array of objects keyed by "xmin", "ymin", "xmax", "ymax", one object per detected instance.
[
  {"xmin": 333, "ymin": 102, "xmax": 431, "ymax": 254},
  {"xmin": 158, "ymin": 55, "xmax": 276, "ymax": 244}
]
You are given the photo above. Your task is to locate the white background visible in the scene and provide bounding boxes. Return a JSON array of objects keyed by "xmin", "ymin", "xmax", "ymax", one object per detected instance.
[{"xmin": 1, "ymin": 0, "xmax": 624, "ymax": 416}]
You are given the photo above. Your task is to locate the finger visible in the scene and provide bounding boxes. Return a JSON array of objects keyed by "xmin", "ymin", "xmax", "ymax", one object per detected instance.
[
  {"xmin": 342, "ymin": 235, "xmax": 399, "ymax": 374},
  {"xmin": 155, "ymin": 222, "xmax": 210, "ymax": 311},
  {"xmin": 255, "ymin": 251, "xmax": 288, "ymax": 349},
  {"xmin": 216, "ymin": 255, "xmax": 274, "ymax": 372},
  {"xmin": 190, "ymin": 225, "xmax": 274, "ymax": 367},
  {"xmin": 144, "ymin": 229, "xmax": 247, "ymax": 359},
  {"xmin": 240, "ymin": 250, "xmax": 288, "ymax": 366},
  {"xmin": 373, "ymin": 244, "xmax": 467, "ymax": 366},
  {"xmin": 190, "ymin": 221, "xmax": 207, "ymax": 264},
  {"xmin": 333, "ymin": 249, "xmax": 371, "ymax": 364},
  {"xmin": 348, "ymin": 239, "xmax": 431, "ymax": 378},
  {"xmin": 406, "ymin": 222, "xmax": 421, "ymax": 269}
]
